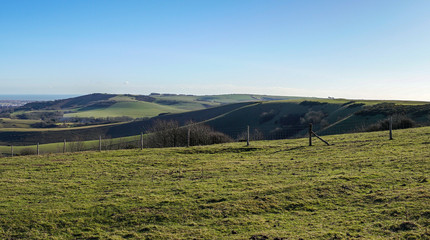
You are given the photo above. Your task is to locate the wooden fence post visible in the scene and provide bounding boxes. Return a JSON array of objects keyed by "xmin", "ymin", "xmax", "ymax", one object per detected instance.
[
  {"xmin": 247, "ymin": 125, "xmax": 250, "ymax": 146},
  {"xmin": 37, "ymin": 143, "xmax": 39, "ymax": 156},
  {"xmin": 99, "ymin": 136, "xmax": 102, "ymax": 152},
  {"xmin": 187, "ymin": 127, "xmax": 191, "ymax": 147},
  {"xmin": 308, "ymin": 123, "xmax": 330, "ymax": 146},
  {"xmin": 389, "ymin": 116, "xmax": 393, "ymax": 140},
  {"xmin": 141, "ymin": 132, "xmax": 144, "ymax": 150},
  {"xmin": 313, "ymin": 132, "xmax": 330, "ymax": 146},
  {"xmin": 63, "ymin": 139, "xmax": 66, "ymax": 153},
  {"xmin": 11, "ymin": 145, "xmax": 13, "ymax": 157}
]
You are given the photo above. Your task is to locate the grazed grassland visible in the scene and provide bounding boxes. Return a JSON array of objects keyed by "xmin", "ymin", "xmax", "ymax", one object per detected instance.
[
  {"xmin": 0, "ymin": 118, "xmax": 41, "ymax": 129},
  {"xmin": 0, "ymin": 128, "xmax": 429, "ymax": 239}
]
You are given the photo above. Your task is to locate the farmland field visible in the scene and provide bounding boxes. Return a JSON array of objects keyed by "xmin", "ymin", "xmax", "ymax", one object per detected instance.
[
  {"xmin": 0, "ymin": 135, "xmax": 141, "ymax": 156},
  {"xmin": 3, "ymin": 93, "xmax": 430, "ymax": 146},
  {"xmin": 64, "ymin": 101, "xmax": 186, "ymax": 119},
  {"xmin": 0, "ymin": 127, "xmax": 429, "ymax": 239},
  {"xmin": 0, "ymin": 118, "xmax": 41, "ymax": 129}
]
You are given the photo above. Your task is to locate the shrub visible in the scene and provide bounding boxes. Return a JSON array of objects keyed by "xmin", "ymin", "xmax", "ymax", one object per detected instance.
[
  {"xmin": 30, "ymin": 122, "xmax": 58, "ymax": 128},
  {"xmin": 278, "ymin": 114, "xmax": 302, "ymax": 126},
  {"xmin": 236, "ymin": 128, "xmax": 264, "ymax": 141},
  {"xmin": 299, "ymin": 101, "xmax": 327, "ymax": 106},
  {"xmin": 347, "ymin": 103, "xmax": 365, "ymax": 109},
  {"xmin": 365, "ymin": 115, "xmax": 417, "ymax": 132},
  {"xmin": 20, "ymin": 148, "xmax": 36, "ymax": 156},
  {"xmin": 259, "ymin": 110, "xmax": 277, "ymax": 124},
  {"xmin": 145, "ymin": 120, "xmax": 233, "ymax": 148},
  {"xmin": 300, "ymin": 111, "xmax": 327, "ymax": 124},
  {"xmin": 356, "ymin": 103, "xmax": 430, "ymax": 117},
  {"xmin": 188, "ymin": 122, "xmax": 233, "ymax": 146},
  {"xmin": 147, "ymin": 120, "xmax": 182, "ymax": 147},
  {"xmin": 69, "ymin": 140, "xmax": 86, "ymax": 152}
]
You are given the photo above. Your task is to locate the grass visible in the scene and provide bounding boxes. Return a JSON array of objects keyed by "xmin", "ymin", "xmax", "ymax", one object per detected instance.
[
  {"xmin": 61, "ymin": 94, "xmax": 279, "ymax": 119},
  {"xmin": 4, "ymin": 97, "xmax": 429, "ymax": 146},
  {"xmin": 194, "ymin": 94, "xmax": 299, "ymax": 104},
  {"xmin": 0, "ymin": 122, "xmax": 126, "ymax": 133},
  {"xmin": 0, "ymin": 135, "xmax": 141, "ymax": 155},
  {"xmin": 274, "ymin": 98, "xmax": 430, "ymax": 106},
  {"xmin": 204, "ymin": 101, "xmax": 360, "ymax": 135},
  {"xmin": 0, "ymin": 118, "xmax": 41, "ymax": 128},
  {"xmin": 151, "ymin": 96, "xmax": 221, "ymax": 111},
  {"xmin": 64, "ymin": 101, "xmax": 185, "ymax": 119},
  {"xmin": 1, "ymin": 127, "xmax": 429, "ymax": 239},
  {"xmin": 109, "ymin": 96, "xmax": 138, "ymax": 102}
]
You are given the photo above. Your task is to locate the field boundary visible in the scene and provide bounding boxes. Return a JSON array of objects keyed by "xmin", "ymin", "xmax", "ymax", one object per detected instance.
[{"xmin": 0, "ymin": 117, "xmax": 408, "ymax": 157}]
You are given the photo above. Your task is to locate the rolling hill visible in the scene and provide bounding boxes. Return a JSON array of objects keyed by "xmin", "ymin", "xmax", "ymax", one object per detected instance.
[
  {"xmin": 1, "ymin": 96, "xmax": 430, "ymax": 146},
  {"xmin": 13, "ymin": 93, "xmax": 302, "ymax": 120}
]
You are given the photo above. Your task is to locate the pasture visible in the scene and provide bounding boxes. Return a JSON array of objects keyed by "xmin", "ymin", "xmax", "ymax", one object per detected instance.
[
  {"xmin": 64, "ymin": 101, "xmax": 185, "ymax": 119},
  {"xmin": 1, "ymin": 127, "xmax": 429, "ymax": 239},
  {"xmin": 0, "ymin": 118, "xmax": 41, "ymax": 129}
]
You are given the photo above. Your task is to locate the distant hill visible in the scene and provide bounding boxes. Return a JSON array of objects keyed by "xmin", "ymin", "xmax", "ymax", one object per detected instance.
[
  {"xmin": 17, "ymin": 93, "xmax": 118, "ymax": 110},
  {"xmin": 2, "ymin": 97, "xmax": 430, "ymax": 145},
  {"xmin": 14, "ymin": 93, "xmax": 302, "ymax": 119}
]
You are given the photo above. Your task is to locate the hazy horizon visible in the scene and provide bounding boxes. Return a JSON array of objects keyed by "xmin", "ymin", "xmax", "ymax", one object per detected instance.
[{"xmin": 1, "ymin": 1, "xmax": 429, "ymax": 101}]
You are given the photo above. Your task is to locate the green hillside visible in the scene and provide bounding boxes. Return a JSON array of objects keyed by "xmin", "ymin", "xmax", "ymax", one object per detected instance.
[
  {"xmin": 0, "ymin": 102, "xmax": 255, "ymax": 145},
  {"xmin": 192, "ymin": 94, "xmax": 302, "ymax": 104},
  {"xmin": 2, "ymin": 98, "xmax": 430, "ymax": 146},
  {"xmin": 12, "ymin": 93, "xmax": 302, "ymax": 120},
  {"xmin": 0, "ymin": 118, "xmax": 41, "ymax": 128},
  {"xmin": 7, "ymin": 94, "xmax": 430, "ymax": 125},
  {"xmin": 1, "ymin": 128, "xmax": 429, "ymax": 239},
  {"xmin": 202, "ymin": 99, "xmax": 430, "ymax": 139},
  {"xmin": 65, "ymin": 101, "xmax": 185, "ymax": 118}
]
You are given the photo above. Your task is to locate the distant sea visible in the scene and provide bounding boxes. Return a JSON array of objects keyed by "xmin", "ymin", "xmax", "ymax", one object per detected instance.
[{"xmin": 0, "ymin": 94, "xmax": 79, "ymax": 101}]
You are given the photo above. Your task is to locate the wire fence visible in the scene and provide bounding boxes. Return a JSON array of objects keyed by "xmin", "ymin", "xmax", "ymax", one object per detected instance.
[{"xmin": 0, "ymin": 116, "xmax": 422, "ymax": 157}]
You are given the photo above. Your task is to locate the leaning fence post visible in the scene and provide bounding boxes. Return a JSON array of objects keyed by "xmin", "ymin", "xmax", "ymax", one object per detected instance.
[
  {"xmin": 140, "ymin": 132, "xmax": 144, "ymax": 150},
  {"xmin": 389, "ymin": 116, "xmax": 393, "ymax": 140},
  {"xmin": 63, "ymin": 139, "xmax": 66, "ymax": 153},
  {"xmin": 309, "ymin": 123, "xmax": 313, "ymax": 146},
  {"xmin": 99, "ymin": 136, "xmax": 102, "ymax": 152},
  {"xmin": 247, "ymin": 125, "xmax": 250, "ymax": 146},
  {"xmin": 37, "ymin": 143, "xmax": 39, "ymax": 156}
]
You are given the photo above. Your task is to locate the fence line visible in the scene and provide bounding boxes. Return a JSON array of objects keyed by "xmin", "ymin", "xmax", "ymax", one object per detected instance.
[{"xmin": 0, "ymin": 117, "xmax": 420, "ymax": 157}]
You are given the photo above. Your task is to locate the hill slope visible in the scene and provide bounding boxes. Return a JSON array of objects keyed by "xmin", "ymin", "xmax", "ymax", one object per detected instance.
[
  {"xmin": 1, "ymin": 128, "xmax": 429, "ymax": 239},
  {"xmin": 0, "ymin": 102, "xmax": 256, "ymax": 145},
  {"xmin": 2, "ymin": 99, "xmax": 430, "ymax": 145},
  {"xmin": 64, "ymin": 101, "xmax": 185, "ymax": 118},
  {"xmin": 14, "ymin": 93, "xmax": 302, "ymax": 119}
]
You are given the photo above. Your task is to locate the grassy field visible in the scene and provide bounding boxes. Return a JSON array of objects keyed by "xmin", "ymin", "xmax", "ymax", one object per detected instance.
[
  {"xmin": 204, "ymin": 100, "xmax": 363, "ymax": 136},
  {"xmin": 0, "ymin": 135, "xmax": 141, "ymax": 156},
  {"xmin": 193, "ymin": 94, "xmax": 294, "ymax": 104},
  {"xmin": 1, "ymin": 127, "xmax": 429, "ymax": 239},
  {"xmin": 2, "ymin": 97, "xmax": 430, "ymax": 146},
  {"xmin": 0, "ymin": 122, "xmax": 126, "ymax": 133},
  {"xmin": 10, "ymin": 93, "xmax": 306, "ymax": 119},
  {"xmin": 0, "ymin": 118, "xmax": 41, "ymax": 128},
  {"xmin": 64, "ymin": 101, "xmax": 185, "ymax": 119},
  {"xmin": 151, "ymin": 94, "xmax": 300, "ymax": 105}
]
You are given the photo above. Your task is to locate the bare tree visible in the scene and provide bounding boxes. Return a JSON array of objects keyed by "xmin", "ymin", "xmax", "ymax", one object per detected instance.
[
  {"xmin": 187, "ymin": 121, "xmax": 232, "ymax": 146},
  {"xmin": 147, "ymin": 120, "xmax": 184, "ymax": 148},
  {"xmin": 146, "ymin": 120, "xmax": 232, "ymax": 148}
]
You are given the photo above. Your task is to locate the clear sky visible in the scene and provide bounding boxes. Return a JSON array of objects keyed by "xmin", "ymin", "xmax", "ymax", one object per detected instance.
[{"xmin": 1, "ymin": 0, "xmax": 430, "ymax": 100}]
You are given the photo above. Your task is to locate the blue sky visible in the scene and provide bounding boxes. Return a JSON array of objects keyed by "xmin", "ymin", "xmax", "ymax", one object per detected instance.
[{"xmin": 1, "ymin": 0, "xmax": 430, "ymax": 100}]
